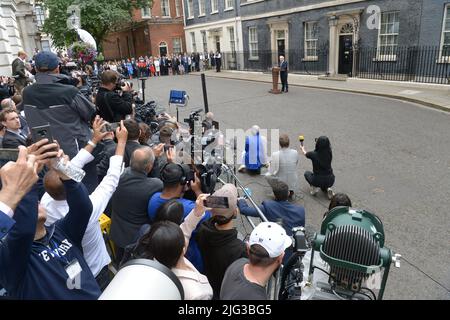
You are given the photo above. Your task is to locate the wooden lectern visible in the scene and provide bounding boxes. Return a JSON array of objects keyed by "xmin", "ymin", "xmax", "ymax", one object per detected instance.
[{"xmin": 269, "ymin": 67, "xmax": 281, "ymax": 94}]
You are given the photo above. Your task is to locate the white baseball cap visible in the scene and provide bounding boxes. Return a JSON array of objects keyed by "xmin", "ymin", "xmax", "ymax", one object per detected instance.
[{"xmin": 249, "ymin": 222, "xmax": 293, "ymax": 258}]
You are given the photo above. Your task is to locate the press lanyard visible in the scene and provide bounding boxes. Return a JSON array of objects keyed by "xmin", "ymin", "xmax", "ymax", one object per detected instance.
[{"xmin": 48, "ymin": 239, "xmax": 70, "ymax": 265}]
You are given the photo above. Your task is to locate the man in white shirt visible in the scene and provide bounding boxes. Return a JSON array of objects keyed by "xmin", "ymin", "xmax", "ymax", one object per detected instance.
[{"xmin": 40, "ymin": 117, "xmax": 128, "ymax": 290}]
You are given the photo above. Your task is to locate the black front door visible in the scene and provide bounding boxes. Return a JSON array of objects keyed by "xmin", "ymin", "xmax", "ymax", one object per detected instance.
[
  {"xmin": 159, "ymin": 46, "xmax": 167, "ymax": 57},
  {"xmin": 215, "ymin": 36, "xmax": 221, "ymax": 52},
  {"xmin": 339, "ymin": 35, "xmax": 353, "ymax": 75},
  {"xmin": 277, "ymin": 39, "xmax": 285, "ymax": 59}
]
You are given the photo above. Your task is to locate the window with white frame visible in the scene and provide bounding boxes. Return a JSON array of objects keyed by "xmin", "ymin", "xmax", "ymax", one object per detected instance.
[
  {"xmin": 175, "ymin": 0, "xmax": 181, "ymax": 17},
  {"xmin": 161, "ymin": 0, "xmax": 170, "ymax": 17},
  {"xmin": 35, "ymin": 5, "xmax": 46, "ymax": 28},
  {"xmin": 249, "ymin": 27, "xmax": 258, "ymax": 59},
  {"xmin": 304, "ymin": 21, "xmax": 318, "ymax": 60},
  {"xmin": 199, "ymin": 0, "xmax": 205, "ymax": 16},
  {"xmin": 191, "ymin": 32, "xmax": 197, "ymax": 52},
  {"xmin": 377, "ymin": 11, "xmax": 399, "ymax": 59},
  {"xmin": 228, "ymin": 26, "xmax": 236, "ymax": 58},
  {"xmin": 225, "ymin": 0, "xmax": 234, "ymax": 10},
  {"xmin": 187, "ymin": 0, "xmax": 194, "ymax": 18},
  {"xmin": 211, "ymin": 0, "xmax": 218, "ymax": 13},
  {"xmin": 201, "ymin": 31, "xmax": 208, "ymax": 52},
  {"xmin": 141, "ymin": 6, "xmax": 152, "ymax": 18},
  {"xmin": 41, "ymin": 40, "xmax": 50, "ymax": 52},
  {"xmin": 173, "ymin": 38, "xmax": 182, "ymax": 54},
  {"xmin": 440, "ymin": 5, "xmax": 450, "ymax": 59}
]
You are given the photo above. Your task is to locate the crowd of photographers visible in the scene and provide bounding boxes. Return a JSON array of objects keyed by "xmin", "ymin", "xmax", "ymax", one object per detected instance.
[{"xmin": 0, "ymin": 49, "xmax": 348, "ymax": 301}]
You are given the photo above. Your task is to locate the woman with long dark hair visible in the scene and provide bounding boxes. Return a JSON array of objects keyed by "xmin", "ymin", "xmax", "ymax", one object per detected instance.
[
  {"xmin": 135, "ymin": 194, "xmax": 213, "ymax": 300},
  {"xmin": 300, "ymin": 136, "xmax": 335, "ymax": 199}
]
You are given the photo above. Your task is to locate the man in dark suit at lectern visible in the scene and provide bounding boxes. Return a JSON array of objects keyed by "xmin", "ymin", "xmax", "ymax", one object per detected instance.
[{"xmin": 279, "ymin": 55, "xmax": 288, "ymax": 93}]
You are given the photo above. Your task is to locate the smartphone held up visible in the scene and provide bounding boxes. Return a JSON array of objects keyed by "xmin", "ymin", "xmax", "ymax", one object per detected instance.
[{"xmin": 203, "ymin": 196, "xmax": 230, "ymax": 209}]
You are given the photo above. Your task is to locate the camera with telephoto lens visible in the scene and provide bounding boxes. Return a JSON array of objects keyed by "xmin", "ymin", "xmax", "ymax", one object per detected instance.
[
  {"xmin": 184, "ymin": 109, "xmax": 202, "ymax": 133},
  {"xmin": 184, "ymin": 165, "xmax": 196, "ymax": 184},
  {"xmin": 278, "ymin": 226, "xmax": 310, "ymax": 300}
]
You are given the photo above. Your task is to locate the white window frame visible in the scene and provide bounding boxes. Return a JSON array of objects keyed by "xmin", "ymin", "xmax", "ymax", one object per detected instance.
[
  {"xmin": 304, "ymin": 21, "xmax": 318, "ymax": 61},
  {"xmin": 161, "ymin": 0, "xmax": 171, "ymax": 17},
  {"xmin": 191, "ymin": 32, "xmax": 197, "ymax": 53},
  {"xmin": 199, "ymin": 0, "xmax": 206, "ymax": 16},
  {"xmin": 211, "ymin": 0, "xmax": 219, "ymax": 14},
  {"xmin": 376, "ymin": 11, "xmax": 399, "ymax": 61},
  {"xmin": 228, "ymin": 26, "xmax": 236, "ymax": 58},
  {"xmin": 41, "ymin": 40, "xmax": 51, "ymax": 52},
  {"xmin": 201, "ymin": 30, "xmax": 208, "ymax": 52},
  {"xmin": 173, "ymin": 38, "xmax": 182, "ymax": 54},
  {"xmin": 141, "ymin": 6, "xmax": 152, "ymax": 19},
  {"xmin": 243, "ymin": 0, "xmax": 263, "ymax": 3},
  {"xmin": 439, "ymin": 4, "xmax": 450, "ymax": 63},
  {"xmin": 35, "ymin": 5, "xmax": 46, "ymax": 28},
  {"xmin": 249, "ymin": 27, "xmax": 258, "ymax": 59},
  {"xmin": 187, "ymin": 0, "xmax": 194, "ymax": 19},
  {"xmin": 225, "ymin": 0, "xmax": 234, "ymax": 10},
  {"xmin": 175, "ymin": 0, "xmax": 181, "ymax": 17}
]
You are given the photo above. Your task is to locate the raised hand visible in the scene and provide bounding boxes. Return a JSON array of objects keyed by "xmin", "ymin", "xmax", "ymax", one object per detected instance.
[
  {"xmin": 92, "ymin": 115, "xmax": 108, "ymax": 144},
  {"xmin": 0, "ymin": 146, "xmax": 38, "ymax": 210},
  {"xmin": 194, "ymin": 193, "xmax": 210, "ymax": 217}
]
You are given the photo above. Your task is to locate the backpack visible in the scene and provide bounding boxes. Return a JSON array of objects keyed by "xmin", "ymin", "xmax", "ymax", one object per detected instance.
[{"xmin": 118, "ymin": 224, "xmax": 151, "ymax": 268}]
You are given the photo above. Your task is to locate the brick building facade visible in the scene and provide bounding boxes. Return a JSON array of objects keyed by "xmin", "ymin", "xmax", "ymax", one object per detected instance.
[{"xmin": 102, "ymin": 0, "xmax": 186, "ymax": 60}]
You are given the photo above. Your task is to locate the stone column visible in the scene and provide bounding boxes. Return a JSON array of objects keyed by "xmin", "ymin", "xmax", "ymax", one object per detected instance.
[
  {"xmin": 328, "ymin": 15, "xmax": 338, "ymax": 76},
  {"xmin": 16, "ymin": 14, "xmax": 32, "ymax": 54},
  {"xmin": 0, "ymin": 6, "xmax": 14, "ymax": 75},
  {"xmin": 2, "ymin": 4, "xmax": 23, "ymax": 55}
]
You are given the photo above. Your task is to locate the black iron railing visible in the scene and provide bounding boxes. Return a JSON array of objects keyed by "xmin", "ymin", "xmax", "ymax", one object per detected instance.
[
  {"xmin": 219, "ymin": 49, "xmax": 329, "ymax": 75},
  {"xmin": 357, "ymin": 46, "xmax": 450, "ymax": 84},
  {"xmin": 218, "ymin": 46, "xmax": 449, "ymax": 84}
]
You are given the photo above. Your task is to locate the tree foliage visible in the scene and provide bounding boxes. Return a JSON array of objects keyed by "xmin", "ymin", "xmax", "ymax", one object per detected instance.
[{"xmin": 40, "ymin": 0, "xmax": 153, "ymax": 50}]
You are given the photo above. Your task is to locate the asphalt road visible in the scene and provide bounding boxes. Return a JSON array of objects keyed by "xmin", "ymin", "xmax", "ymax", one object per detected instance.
[{"xmin": 134, "ymin": 74, "xmax": 450, "ymax": 300}]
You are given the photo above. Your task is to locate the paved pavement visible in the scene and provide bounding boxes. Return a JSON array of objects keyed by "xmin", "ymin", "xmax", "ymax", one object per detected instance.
[
  {"xmin": 134, "ymin": 74, "xmax": 450, "ymax": 300},
  {"xmin": 192, "ymin": 70, "xmax": 450, "ymax": 113}
]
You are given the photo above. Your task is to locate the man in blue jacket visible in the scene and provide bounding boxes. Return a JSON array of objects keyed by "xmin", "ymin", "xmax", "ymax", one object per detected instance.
[
  {"xmin": 0, "ymin": 144, "xmax": 59, "ymax": 239},
  {"xmin": 0, "ymin": 212, "xmax": 14, "ymax": 239},
  {"xmin": 0, "ymin": 146, "xmax": 43, "ymax": 239},
  {"xmin": 238, "ymin": 179, "xmax": 305, "ymax": 261},
  {"xmin": 0, "ymin": 146, "xmax": 101, "ymax": 299},
  {"xmin": 148, "ymin": 162, "xmax": 211, "ymax": 273}
]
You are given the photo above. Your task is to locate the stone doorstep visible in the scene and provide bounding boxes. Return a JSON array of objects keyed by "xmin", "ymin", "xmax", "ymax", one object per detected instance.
[{"xmin": 317, "ymin": 75, "xmax": 348, "ymax": 81}]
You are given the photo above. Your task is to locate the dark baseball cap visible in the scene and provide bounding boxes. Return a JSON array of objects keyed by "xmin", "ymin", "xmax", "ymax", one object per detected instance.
[{"xmin": 35, "ymin": 51, "xmax": 60, "ymax": 71}]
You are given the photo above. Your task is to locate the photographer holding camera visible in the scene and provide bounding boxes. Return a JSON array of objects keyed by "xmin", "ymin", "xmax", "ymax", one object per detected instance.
[
  {"xmin": 95, "ymin": 70, "xmax": 133, "ymax": 123},
  {"xmin": 147, "ymin": 160, "xmax": 211, "ymax": 273}
]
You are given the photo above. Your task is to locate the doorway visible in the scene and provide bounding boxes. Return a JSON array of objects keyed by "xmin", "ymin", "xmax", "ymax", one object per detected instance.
[
  {"xmin": 159, "ymin": 42, "xmax": 168, "ymax": 57},
  {"xmin": 338, "ymin": 35, "xmax": 353, "ymax": 75},
  {"xmin": 276, "ymin": 30, "xmax": 286, "ymax": 60},
  {"xmin": 215, "ymin": 36, "xmax": 221, "ymax": 52}
]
